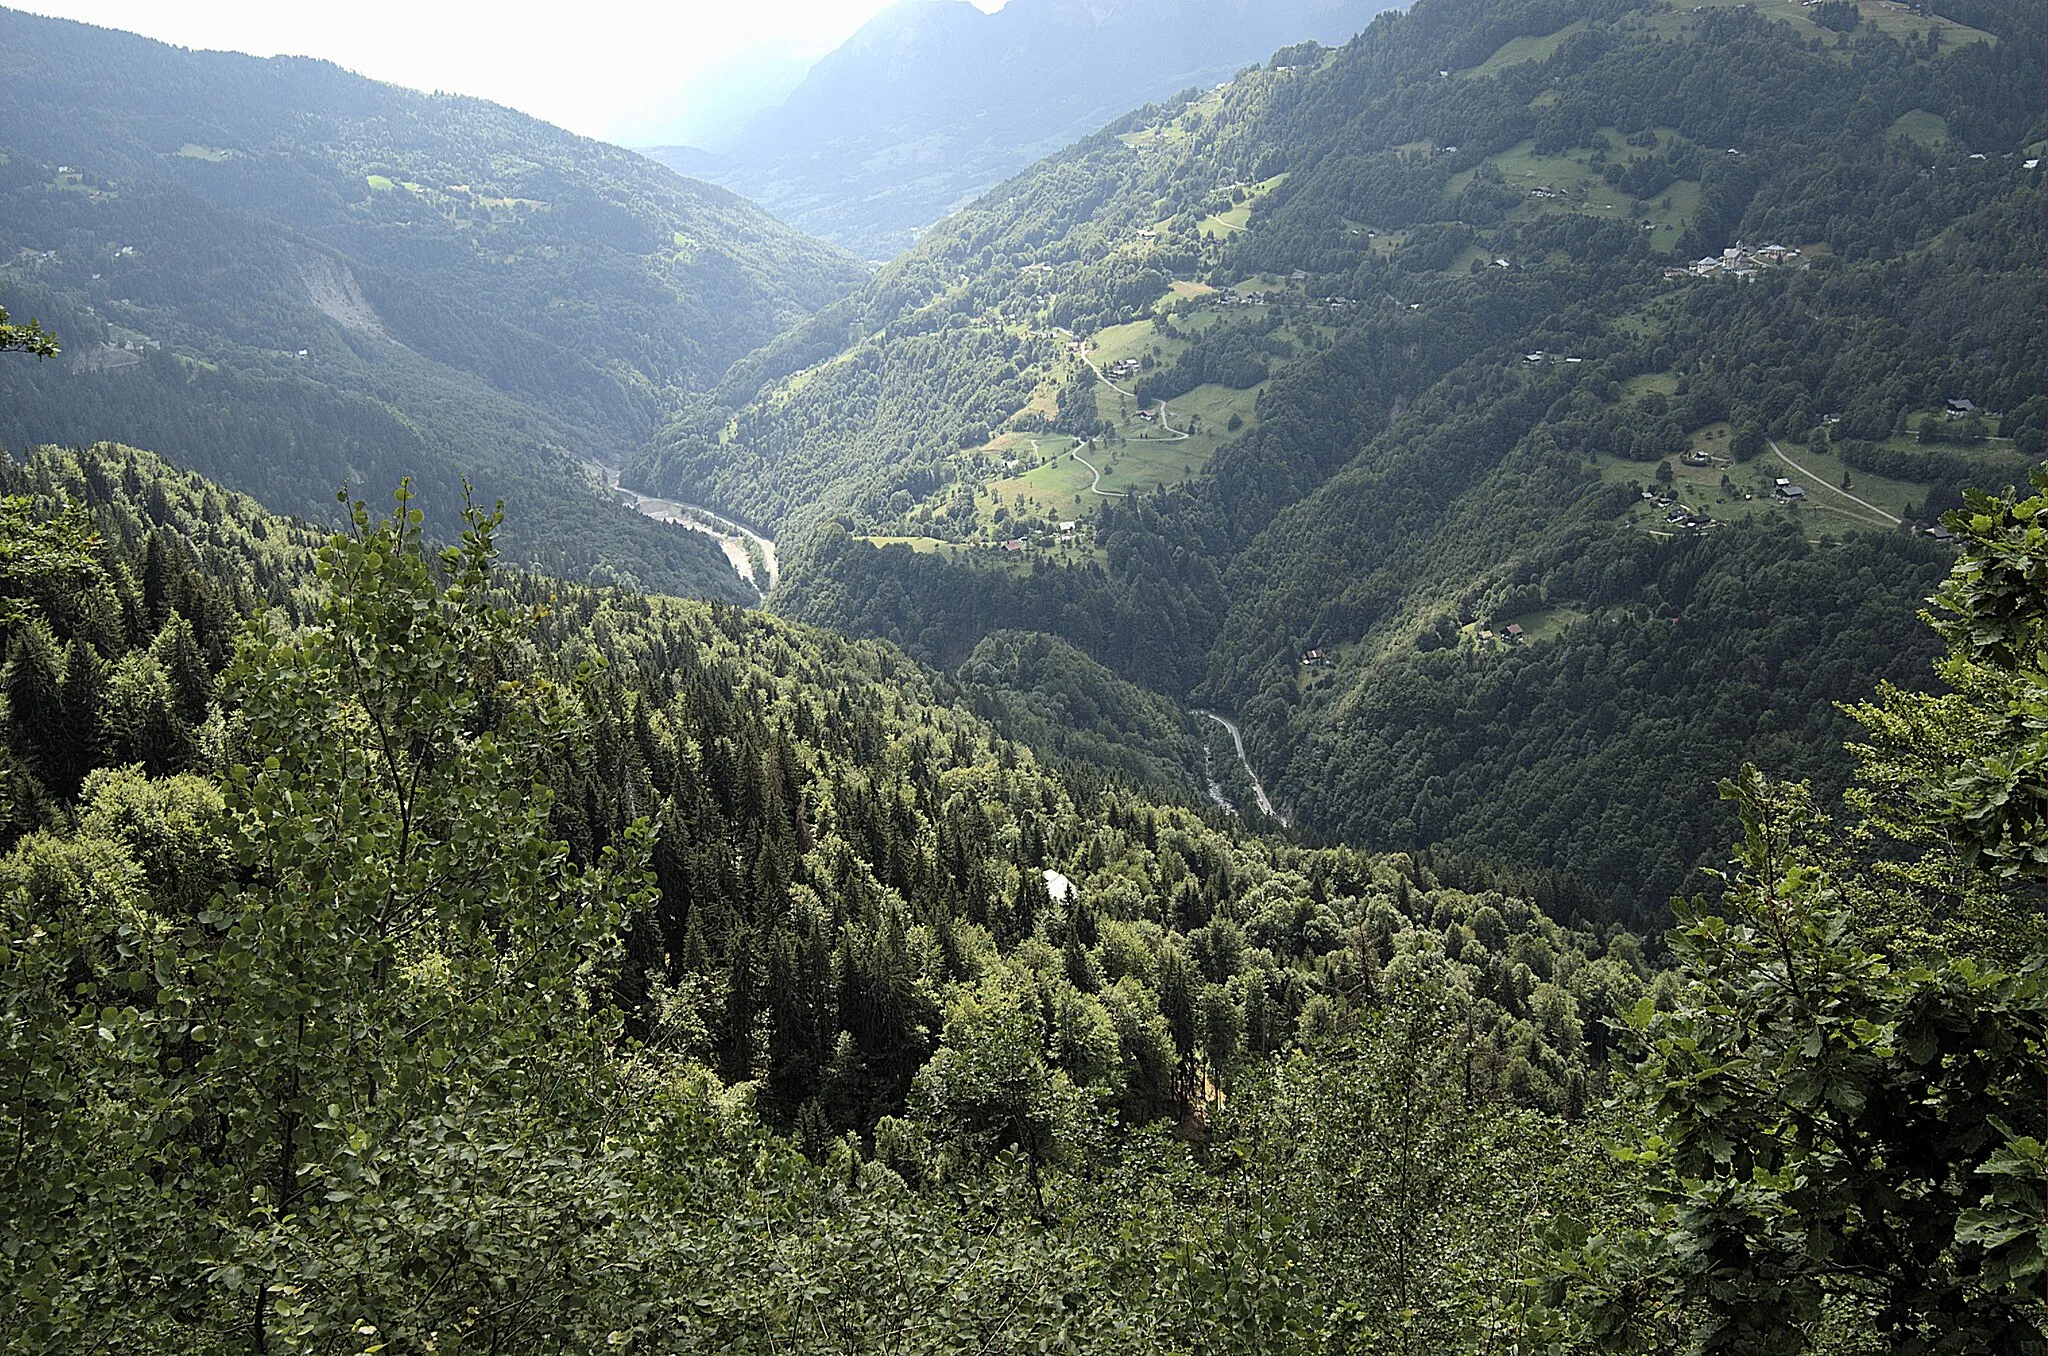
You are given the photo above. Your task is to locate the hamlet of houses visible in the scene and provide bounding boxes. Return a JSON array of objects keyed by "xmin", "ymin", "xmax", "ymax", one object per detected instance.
[{"xmin": 1667, "ymin": 241, "xmax": 1803, "ymax": 280}]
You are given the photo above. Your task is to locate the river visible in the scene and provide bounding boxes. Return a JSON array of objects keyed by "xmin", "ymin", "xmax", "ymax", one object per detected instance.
[
  {"xmin": 591, "ymin": 464, "xmax": 779, "ymax": 596},
  {"xmin": 1194, "ymin": 710, "xmax": 1289, "ymax": 827}
]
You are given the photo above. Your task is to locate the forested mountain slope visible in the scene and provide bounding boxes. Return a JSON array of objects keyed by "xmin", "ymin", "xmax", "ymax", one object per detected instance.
[
  {"xmin": 666, "ymin": 0, "xmax": 1397, "ymax": 259},
  {"xmin": 0, "ymin": 443, "xmax": 1644, "ymax": 1343},
  {"xmin": 632, "ymin": 0, "xmax": 2046, "ymax": 919},
  {"xmin": 2, "ymin": 442, "xmax": 2039, "ymax": 1350},
  {"xmin": 0, "ymin": 6, "xmax": 864, "ymax": 597}
]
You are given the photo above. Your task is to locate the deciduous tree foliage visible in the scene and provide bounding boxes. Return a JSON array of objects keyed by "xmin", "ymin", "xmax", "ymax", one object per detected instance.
[
  {"xmin": 1552, "ymin": 477, "xmax": 2048, "ymax": 1353},
  {"xmin": 0, "ymin": 451, "xmax": 2041, "ymax": 1352},
  {"xmin": 0, "ymin": 297, "xmax": 56, "ymax": 358}
]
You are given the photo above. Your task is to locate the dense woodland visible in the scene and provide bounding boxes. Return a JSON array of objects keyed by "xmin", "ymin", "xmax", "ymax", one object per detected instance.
[
  {"xmin": 0, "ymin": 442, "xmax": 2039, "ymax": 1352},
  {"xmin": 0, "ymin": 6, "xmax": 861, "ymax": 596},
  {"xmin": 0, "ymin": 0, "xmax": 2044, "ymax": 1347},
  {"xmin": 624, "ymin": 0, "xmax": 2048, "ymax": 921}
]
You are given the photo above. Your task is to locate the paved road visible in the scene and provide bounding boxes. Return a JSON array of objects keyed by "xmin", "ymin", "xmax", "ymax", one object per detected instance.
[
  {"xmin": 1081, "ymin": 349, "xmax": 1190, "ymax": 441},
  {"xmin": 1194, "ymin": 710, "xmax": 1289, "ymax": 826},
  {"xmin": 1150, "ymin": 403, "xmax": 1192, "ymax": 441},
  {"xmin": 1069, "ymin": 448, "xmax": 1122, "ymax": 498},
  {"xmin": 1082, "ymin": 351, "xmax": 1137, "ymax": 398},
  {"xmin": 1769, "ymin": 440, "xmax": 1901, "ymax": 527}
]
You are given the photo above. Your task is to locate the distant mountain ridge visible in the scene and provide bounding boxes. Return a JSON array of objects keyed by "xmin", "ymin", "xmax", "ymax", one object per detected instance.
[
  {"xmin": 657, "ymin": 0, "xmax": 1397, "ymax": 258},
  {"xmin": 0, "ymin": 5, "xmax": 863, "ymax": 597}
]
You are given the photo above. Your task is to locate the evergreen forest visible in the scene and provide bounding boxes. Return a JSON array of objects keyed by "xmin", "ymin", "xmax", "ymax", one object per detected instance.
[{"xmin": 0, "ymin": 440, "xmax": 2039, "ymax": 1352}]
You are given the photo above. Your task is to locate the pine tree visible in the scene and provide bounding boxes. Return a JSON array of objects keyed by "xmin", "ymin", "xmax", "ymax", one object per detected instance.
[
  {"xmin": 4, "ymin": 620, "xmax": 65, "ymax": 784},
  {"xmin": 52, "ymin": 641, "xmax": 107, "ymax": 799},
  {"xmin": 150, "ymin": 617, "xmax": 212, "ymax": 726},
  {"xmin": 139, "ymin": 531, "xmax": 174, "ymax": 628}
]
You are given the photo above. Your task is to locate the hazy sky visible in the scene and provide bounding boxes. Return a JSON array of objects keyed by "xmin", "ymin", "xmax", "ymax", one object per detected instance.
[{"xmin": 12, "ymin": 0, "xmax": 1004, "ymax": 147}]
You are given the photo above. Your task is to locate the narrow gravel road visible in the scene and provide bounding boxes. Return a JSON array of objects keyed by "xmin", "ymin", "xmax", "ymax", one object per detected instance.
[{"xmin": 1769, "ymin": 440, "xmax": 1901, "ymax": 526}]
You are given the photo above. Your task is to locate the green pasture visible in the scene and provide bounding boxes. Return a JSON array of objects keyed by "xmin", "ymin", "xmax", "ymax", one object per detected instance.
[
  {"xmin": 862, "ymin": 535, "xmax": 960, "ymax": 555},
  {"xmin": 1633, "ymin": 0, "xmax": 1994, "ymax": 53},
  {"xmin": 1200, "ymin": 204, "xmax": 1253, "ymax": 239},
  {"xmin": 1620, "ymin": 371, "xmax": 1680, "ymax": 399},
  {"xmin": 1196, "ymin": 174, "xmax": 1286, "ymax": 240},
  {"xmin": 1889, "ymin": 109, "xmax": 1950, "ymax": 148},
  {"xmin": 1090, "ymin": 319, "xmax": 1186, "ymax": 369},
  {"xmin": 1589, "ymin": 422, "xmax": 1972, "ymax": 540},
  {"xmin": 1492, "ymin": 605, "xmax": 1590, "ymax": 644},
  {"xmin": 1640, "ymin": 179, "xmax": 1701, "ymax": 252},
  {"xmin": 1461, "ymin": 19, "xmax": 1590, "ymax": 77},
  {"xmin": 1757, "ymin": 443, "xmax": 1928, "ymax": 522},
  {"xmin": 1452, "ymin": 134, "xmax": 1696, "ymax": 244}
]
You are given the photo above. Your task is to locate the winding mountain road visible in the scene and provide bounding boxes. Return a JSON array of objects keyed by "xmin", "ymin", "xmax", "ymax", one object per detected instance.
[
  {"xmin": 1069, "ymin": 448, "xmax": 1121, "ymax": 497},
  {"xmin": 1080, "ymin": 350, "xmax": 1190, "ymax": 441}
]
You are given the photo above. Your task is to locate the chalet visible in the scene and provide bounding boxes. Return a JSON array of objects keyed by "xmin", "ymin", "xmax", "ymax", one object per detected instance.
[
  {"xmin": 1479, "ymin": 630, "xmax": 1497, "ymax": 642},
  {"xmin": 1302, "ymin": 648, "xmax": 1330, "ymax": 667},
  {"xmin": 1001, "ymin": 538, "xmax": 1026, "ymax": 552},
  {"xmin": 1925, "ymin": 525, "xmax": 1957, "ymax": 543},
  {"xmin": 1775, "ymin": 484, "xmax": 1806, "ymax": 501},
  {"xmin": 1058, "ymin": 521, "xmax": 1077, "ymax": 534},
  {"xmin": 1504, "ymin": 624, "xmax": 1526, "ymax": 643},
  {"xmin": 1945, "ymin": 398, "xmax": 1978, "ymax": 419}
]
